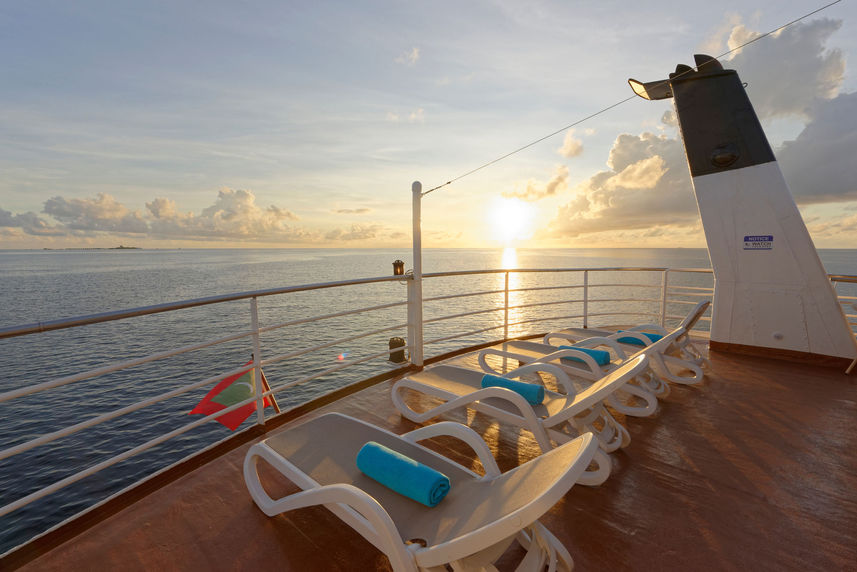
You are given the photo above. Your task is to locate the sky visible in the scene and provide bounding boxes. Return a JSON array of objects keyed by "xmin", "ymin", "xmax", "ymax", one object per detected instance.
[{"xmin": 1, "ymin": 0, "xmax": 856, "ymax": 249}]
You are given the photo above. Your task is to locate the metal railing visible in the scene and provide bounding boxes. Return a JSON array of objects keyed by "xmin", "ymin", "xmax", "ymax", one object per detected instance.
[
  {"xmin": 418, "ymin": 267, "xmax": 714, "ymax": 361},
  {"xmin": 5, "ymin": 264, "xmax": 856, "ymax": 552},
  {"xmin": 0, "ymin": 275, "xmax": 410, "ymax": 523},
  {"xmin": 0, "ymin": 266, "xmax": 714, "ymax": 533},
  {"xmin": 832, "ymin": 275, "xmax": 857, "ymax": 336}
]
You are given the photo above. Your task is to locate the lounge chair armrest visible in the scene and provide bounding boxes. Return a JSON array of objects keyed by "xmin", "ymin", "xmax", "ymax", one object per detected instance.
[
  {"xmin": 625, "ymin": 323, "xmax": 669, "ymax": 336},
  {"xmin": 267, "ymin": 484, "xmax": 411, "ymax": 567},
  {"xmin": 607, "ymin": 331, "xmax": 653, "ymax": 346},
  {"xmin": 569, "ymin": 336, "xmax": 627, "ymax": 358},
  {"xmin": 505, "ymin": 362, "xmax": 577, "ymax": 396},
  {"xmin": 543, "ymin": 331, "xmax": 579, "ymax": 346},
  {"xmin": 402, "ymin": 422, "xmax": 501, "ymax": 478},
  {"xmin": 260, "ymin": 482, "xmax": 391, "ymax": 524},
  {"xmin": 244, "ymin": 444, "xmax": 411, "ymax": 568},
  {"xmin": 477, "ymin": 347, "xmax": 535, "ymax": 375},
  {"xmin": 541, "ymin": 349, "xmax": 603, "ymax": 376}
]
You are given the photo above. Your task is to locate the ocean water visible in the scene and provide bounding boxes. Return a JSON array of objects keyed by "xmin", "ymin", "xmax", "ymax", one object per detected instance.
[{"xmin": 0, "ymin": 247, "xmax": 854, "ymax": 554}]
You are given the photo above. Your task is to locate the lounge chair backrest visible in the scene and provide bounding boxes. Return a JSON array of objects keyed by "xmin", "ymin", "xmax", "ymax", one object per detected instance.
[
  {"xmin": 679, "ymin": 300, "xmax": 711, "ymax": 331},
  {"xmin": 569, "ymin": 354, "xmax": 648, "ymax": 410},
  {"xmin": 623, "ymin": 331, "xmax": 679, "ymax": 360}
]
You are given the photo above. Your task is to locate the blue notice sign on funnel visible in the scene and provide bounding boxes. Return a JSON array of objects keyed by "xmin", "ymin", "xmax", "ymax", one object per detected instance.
[{"xmin": 743, "ymin": 235, "xmax": 773, "ymax": 250}]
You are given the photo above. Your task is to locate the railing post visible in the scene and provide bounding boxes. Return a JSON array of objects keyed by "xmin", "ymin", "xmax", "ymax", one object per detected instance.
[
  {"xmin": 250, "ymin": 296, "xmax": 265, "ymax": 425},
  {"xmin": 660, "ymin": 270, "xmax": 669, "ymax": 327},
  {"xmin": 583, "ymin": 270, "xmax": 589, "ymax": 328},
  {"xmin": 504, "ymin": 271, "xmax": 510, "ymax": 340},
  {"xmin": 407, "ymin": 278, "xmax": 418, "ymax": 362},
  {"xmin": 410, "ymin": 181, "xmax": 424, "ymax": 367}
]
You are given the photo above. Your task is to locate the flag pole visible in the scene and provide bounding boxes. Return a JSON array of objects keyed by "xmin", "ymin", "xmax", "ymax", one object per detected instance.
[{"xmin": 260, "ymin": 370, "xmax": 281, "ymax": 414}]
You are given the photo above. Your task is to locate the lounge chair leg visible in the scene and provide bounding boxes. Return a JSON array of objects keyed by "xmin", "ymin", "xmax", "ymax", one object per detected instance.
[
  {"xmin": 447, "ymin": 534, "xmax": 516, "ymax": 571},
  {"xmin": 650, "ymin": 353, "xmax": 704, "ymax": 385},
  {"xmin": 515, "ymin": 521, "xmax": 574, "ymax": 572},
  {"xmin": 677, "ymin": 340, "xmax": 708, "ymax": 368},
  {"xmin": 606, "ymin": 384, "xmax": 658, "ymax": 418},
  {"xmin": 576, "ymin": 449, "xmax": 611, "ymax": 487},
  {"xmin": 573, "ymin": 407, "xmax": 629, "ymax": 453},
  {"xmin": 635, "ymin": 370, "xmax": 669, "ymax": 397}
]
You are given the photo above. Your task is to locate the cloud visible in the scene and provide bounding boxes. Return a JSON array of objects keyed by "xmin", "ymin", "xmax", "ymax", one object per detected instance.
[
  {"xmin": 332, "ymin": 207, "xmax": 372, "ymax": 214},
  {"xmin": 778, "ymin": 91, "xmax": 857, "ymax": 203},
  {"xmin": 427, "ymin": 230, "xmax": 462, "ymax": 243},
  {"xmin": 3, "ymin": 189, "xmax": 317, "ymax": 243},
  {"xmin": 503, "ymin": 165, "xmax": 568, "ymax": 202},
  {"xmin": 388, "ymin": 109, "xmax": 425, "ymax": 123},
  {"xmin": 147, "ymin": 188, "xmax": 304, "ymax": 239},
  {"xmin": 604, "ymin": 155, "xmax": 666, "ymax": 190},
  {"xmin": 699, "ymin": 12, "xmax": 744, "ymax": 55},
  {"xmin": 325, "ymin": 223, "xmax": 382, "ymax": 241},
  {"xmin": 557, "ymin": 130, "xmax": 583, "ymax": 158},
  {"xmin": 395, "ymin": 47, "xmax": 420, "ymax": 66},
  {"xmin": 725, "ymin": 19, "xmax": 845, "ymax": 119},
  {"xmin": 805, "ymin": 210, "xmax": 857, "ymax": 240},
  {"xmin": 543, "ymin": 131, "xmax": 696, "ymax": 239},
  {"xmin": 44, "ymin": 193, "xmax": 148, "ymax": 233},
  {"xmin": 0, "ymin": 207, "xmax": 63, "ymax": 236}
]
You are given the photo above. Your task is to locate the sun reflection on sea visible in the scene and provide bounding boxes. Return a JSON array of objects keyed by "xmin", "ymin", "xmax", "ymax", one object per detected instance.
[
  {"xmin": 501, "ymin": 247, "xmax": 517, "ymax": 269},
  {"xmin": 494, "ymin": 247, "xmax": 531, "ymax": 339}
]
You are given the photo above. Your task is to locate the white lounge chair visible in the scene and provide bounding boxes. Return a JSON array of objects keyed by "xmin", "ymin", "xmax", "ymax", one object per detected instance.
[
  {"xmin": 245, "ymin": 412, "xmax": 596, "ymax": 571},
  {"xmin": 392, "ymin": 355, "xmax": 649, "ymax": 486},
  {"xmin": 478, "ymin": 336, "xmax": 666, "ymax": 415},
  {"xmin": 544, "ymin": 300, "xmax": 711, "ymax": 383}
]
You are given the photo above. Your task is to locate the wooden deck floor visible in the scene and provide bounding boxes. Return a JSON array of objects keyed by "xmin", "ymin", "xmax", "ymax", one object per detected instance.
[{"xmin": 11, "ymin": 341, "xmax": 857, "ymax": 571}]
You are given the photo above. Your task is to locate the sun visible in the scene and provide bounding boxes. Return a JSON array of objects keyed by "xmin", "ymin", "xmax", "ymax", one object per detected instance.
[{"xmin": 488, "ymin": 197, "xmax": 535, "ymax": 245}]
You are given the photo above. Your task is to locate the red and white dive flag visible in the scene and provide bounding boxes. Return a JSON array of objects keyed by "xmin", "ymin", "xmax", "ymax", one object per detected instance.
[{"xmin": 190, "ymin": 362, "xmax": 272, "ymax": 430}]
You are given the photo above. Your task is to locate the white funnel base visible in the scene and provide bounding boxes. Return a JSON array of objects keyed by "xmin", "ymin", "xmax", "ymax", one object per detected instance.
[{"xmin": 692, "ymin": 162, "xmax": 856, "ymax": 359}]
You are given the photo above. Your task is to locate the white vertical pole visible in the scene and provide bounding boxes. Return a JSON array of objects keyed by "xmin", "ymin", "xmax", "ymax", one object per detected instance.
[
  {"xmin": 660, "ymin": 270, "xmax": 669, "ymax": 327},
  {"xmin": 504, "ymin": 271, "xmax": 510, "ymax": 340},
  {"xmin": 250, "ymin": 297, "xmax": 265, "ymax": 425},
  {"xmin": 583, "ymin": 271, "xmax": 589, "ymax": 328},
  {"xmin": 411, "ymin": 181, "xmax": 424, "ymax": 367}
]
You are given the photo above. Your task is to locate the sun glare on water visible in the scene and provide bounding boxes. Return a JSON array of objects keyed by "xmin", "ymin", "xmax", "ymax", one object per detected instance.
[
  {"xmin": 489, "ymin": 198, "xmax": 535, "ymax": 246},
  {"xmin": 501, "ymin": 247, "xmax": 517, "ymax": 268}
]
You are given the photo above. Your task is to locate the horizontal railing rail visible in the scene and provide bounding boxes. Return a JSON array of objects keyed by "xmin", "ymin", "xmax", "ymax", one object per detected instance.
[{"xmin": 0, "ymin": 275, "xmax": 406, "ymax": 340}]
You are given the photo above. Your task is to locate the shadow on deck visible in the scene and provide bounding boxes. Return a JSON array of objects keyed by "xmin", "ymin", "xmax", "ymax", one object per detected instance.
[{"xmin": 10, "ymin": 341, "xmax": 857, "ymax": 570}]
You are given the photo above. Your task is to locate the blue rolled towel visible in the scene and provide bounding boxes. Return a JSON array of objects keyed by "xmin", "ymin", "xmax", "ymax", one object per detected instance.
[
  {"xmin": 356, "ymin": 441, "xmax": 450, "ymax": 507},
  {"xmin": 481, "ymin": 374, "xmax": 544, "ymax": 405},
  {"xmin": 558, "ymin": 345, "xmax": 611, "ymax": 366},
  {"xmin": 616, "ymin": 330, "xmax": 663, "ymax": 346}
]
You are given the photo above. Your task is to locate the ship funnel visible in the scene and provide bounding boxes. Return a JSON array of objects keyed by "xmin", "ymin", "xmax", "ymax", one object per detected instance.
[
  {"xmin": 693, "ymin": 53, "xmax": 722, "ymax": 71},
  {"xmin": 629, "ymin": 56, "xmax": 857, "ymax": 365}
]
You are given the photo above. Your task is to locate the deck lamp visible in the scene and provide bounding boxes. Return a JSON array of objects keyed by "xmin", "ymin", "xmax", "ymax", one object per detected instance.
[{"xmin": 392, "ymin": 260, "xmax": 405, "ymax": 276}]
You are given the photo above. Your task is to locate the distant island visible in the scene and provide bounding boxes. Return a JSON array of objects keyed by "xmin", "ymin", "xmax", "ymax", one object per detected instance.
[{"xmin": 42, "ymin": 245, "xmax": 142, "ymax": 251}]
